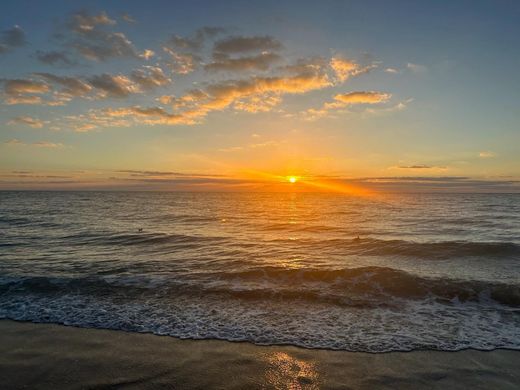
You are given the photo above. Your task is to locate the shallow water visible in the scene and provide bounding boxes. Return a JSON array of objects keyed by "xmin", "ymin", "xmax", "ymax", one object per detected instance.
[{"xmin": 1, "ymin": 191, "xmax": 519, "ymax": 351}]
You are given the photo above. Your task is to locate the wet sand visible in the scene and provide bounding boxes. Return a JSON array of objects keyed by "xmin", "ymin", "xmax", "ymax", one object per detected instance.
[{"xmin": 0, "ymin": 320, "xmax": 518, "ymax": 389}]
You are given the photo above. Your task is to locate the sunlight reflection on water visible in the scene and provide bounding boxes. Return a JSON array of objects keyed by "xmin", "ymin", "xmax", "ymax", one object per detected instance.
[{"xmin": 264, "ymin": 351, "xmax": 320, "ymax": 390}]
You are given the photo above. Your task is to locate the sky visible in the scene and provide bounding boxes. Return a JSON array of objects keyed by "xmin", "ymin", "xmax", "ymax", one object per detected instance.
[{"xmin": 0, "ymin": 0, "xmax": 519, "ymax": 192}]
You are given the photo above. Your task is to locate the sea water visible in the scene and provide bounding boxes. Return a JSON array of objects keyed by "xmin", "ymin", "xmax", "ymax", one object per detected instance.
[{"xmin": 1, "ymin": 191, "xmax": 519, "ymax": 351}]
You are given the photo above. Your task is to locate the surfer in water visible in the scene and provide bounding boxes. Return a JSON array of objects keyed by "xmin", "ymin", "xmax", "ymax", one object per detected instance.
[{"xmin": 353, "ymin": 235, "xmax": 361, "ymax": 242}]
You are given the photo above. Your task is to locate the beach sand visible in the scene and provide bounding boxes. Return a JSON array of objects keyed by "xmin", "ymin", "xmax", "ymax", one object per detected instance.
[{"xmin": 0, "ymin": 320, "xmax": 518, "ymax": 389}]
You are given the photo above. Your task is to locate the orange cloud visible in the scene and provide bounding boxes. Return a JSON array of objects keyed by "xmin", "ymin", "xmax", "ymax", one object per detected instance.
[
  {"xmin": 333, "ymin": 91, "xmax": 391, "ymax": 105},
  {"xmin": 303, "ymin": 91, "xmax": 391, "ymax": 120},
  {"xmin": 59, "ymin": 67, "xmax": 332, "ymax": 131},
  {"xmin": 4, "ymin": 79, "xmax": 49, "ymax": 95},
  {"xmin": 330, "ymin": 57, "xmax": 377, "ymax": 82}
]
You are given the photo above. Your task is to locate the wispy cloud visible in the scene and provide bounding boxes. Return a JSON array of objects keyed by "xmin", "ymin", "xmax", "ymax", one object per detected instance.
[
  {"xmin": 386, "ymin": 164, "xmax": 448, "ymax": 173},
  {"xmin": 33, "ymin": 141, "xmax": 65, "ymax": 148},
  {"xmin": 4, "ymin": 139, "xmax": 65, "ymax": 148},
  {"xmin": 406, "ymin": 62, "xmax": 427, "ymax": 73},
  {"xmin": 303, "ymin": 91, "xmax": 391, "ymax": 120},
  {"xmin": 479, "ymin": 151, "xmax": 496, "ymax": 158},
  {"xmin": 218, "ymin": 140, "xmax": 282, "ymax": 153},
  {"xmin": 7, "ymin": 116, "xmax": 45, "ymax": 128}
]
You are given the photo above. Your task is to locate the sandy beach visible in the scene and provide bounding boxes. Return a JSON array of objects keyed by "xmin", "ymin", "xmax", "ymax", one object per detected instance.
[{"xmin": 0, "ymin": 320, "xmax": 518, "ymax": 389}]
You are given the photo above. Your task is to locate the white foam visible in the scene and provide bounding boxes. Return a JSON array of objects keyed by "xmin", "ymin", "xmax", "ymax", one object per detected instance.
[{"xmin": 1, "ymin": 292, "xmax": 519, "ymax": 352}]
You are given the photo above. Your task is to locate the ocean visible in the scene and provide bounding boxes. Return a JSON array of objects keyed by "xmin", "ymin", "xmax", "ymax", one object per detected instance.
[{"xmin": 0, "ymin": 191, "xmax": 519, "ymax": 352}]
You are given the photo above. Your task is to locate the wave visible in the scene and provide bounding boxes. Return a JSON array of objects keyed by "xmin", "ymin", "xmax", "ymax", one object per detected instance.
[
  {"xmin": 59, "ymin": 231, "xmax": 519, "ymax": 260},
  {"xmin": 2, "ymin": 266, "xmax": 518, "ymax": 307},
  {"xmin": 58, "ymin": 231, "xmax": 227, "ymax": 247},
  {"xmin": 271, "ymin": 237, "xmax": 520, "ymax": 259},
  {"xmin": 1, "ymin": 269, "xmax": 519, "ymax": 353},
  {"xmin": 355, "ymin": 239, "xmax": 520, "ymax": 258},
  {"xmin": 210, "ymin": 266, "xmax": 520, "ymax": 307},
  {"xmin": 0, "ymin": 215, "xmax": 62, "ymax": 228}
]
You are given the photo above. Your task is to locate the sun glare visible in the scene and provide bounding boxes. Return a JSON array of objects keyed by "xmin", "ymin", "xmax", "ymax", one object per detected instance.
[{"xmin": 288, "ymin": 176, "xmax": 298, "ymax": 183}]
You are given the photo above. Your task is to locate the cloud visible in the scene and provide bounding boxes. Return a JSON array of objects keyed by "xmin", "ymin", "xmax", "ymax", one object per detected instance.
[
  {"xmin": 117, "ymin": 170, "xmax": 227, "ymax": 178},
  {"xmin": 385, "ymin": 67, "xmax": 399, "ymax": 74},
  {"xmin": 218, "ymin": 140, "xmax": 281, "ymax": 152},
  {"xmin": 1, "ymin": 22, "xmax": 393, "ymax": 129},
  {"xmin": 162, "ymin": 27, "xmax": 228, "ymax": 74},
  {"xmin": 330, "ymin": 57, "xmax": 377, "ymax": 82},
  {"xmin": 161, "ymin": 27, "xmax": 226, "ymax": 74},
  {"xmin": 330, "ymin": 58, "xmax": 358, "ymax": 82},
  {"xmin": 4, "ymin": 139, "xmax": 64, "ymax": 148},
  {"xmin": 73, "ymin": 123, "xmax": 98, "ymax": 132},
  {"xmin": 139, "ymin": 49, "xmax": 155, "ymax": 60},
  {"xmin": 4, "ymin": 95, "xmax": 43, "ymax": 105},
  {"xmin": 63, "ymin": 10, "xmax": 146, "ymax": 61},
  {"xmin": 203, "ymin": 34, "xmax": 284, "ymax": 74},
  {"xmin": 35, "ymin": 50, "xmax": 76, "ymax": 66},
  {"xmin": 67, "ymin": 66, "xmax": 332, "ymax": 130},
  {"xmin": 302, "ymin": 91, "xmax": 391, "ymax": 120},
  {"xmin": 70, "ymin": 10, "xmax": 116, "ymax": 30},
  {"xmin": 333, "ymin": 91, "xmax": 391, "ymax": 105},
  {"xmin": 396, "ymin": 165, "xmax": 440, "ymax": 169},
  {"xmin": 160, "ymin": 65, "xmax": 331, "ymax": 120},
  {"xmin": 3, "ymin": 79, "xmax": 49, "ymax": 95},
  {"xmin": 121, "ymin": 13, "xmax": 136, "ymax": 24},
  {"xmin": 387, "ymin": 164, "xmax": 448, "ymax": 173},
  {"xmin": 233, "ymin": 94, "xmax": 282, "ymax": 113},
  {"xmin": 102, "ymin": 106, "xmax": 192, "ymax": 125},
  {"xmin": 34, "ymin": 73, "xmax": 92, "ymax": 98},
  {"xmin": 130, "ymin": 66, "xmax": 171, "ymax": 89},
  {"xmin": 168, "ymin": 27, "xmax": 225, "ymax": 51},
  {"xmin": 62, "ymin": 110, "xmax": 133, "ymax": 132},
  {"xmin": 87, "ymin": 74, "xmax": 140, "ymax": 98},
  {"xmin": 4, "ymin": 139, "xmax": 24, "ymax": 145},
  {"xmin": 363, "ymin": 98, "xmax": 413, "ymax": 116},
  {"xmin": 2, "ymin": 78, "xmax": 51, "ymax": 105},
  {"xmin": 350, "ymin": 176, "xmax": 520, "ymax": 193},
  {"xmin": 4, "ymin": 66, "xmax": 170, "ymax": 105},
  {"xmin": 33, "ymin": 141, "xmax": 64, "ymax": 148},
  {"xmin": 407, "ymin": 62, "xmax": 427, "ymax": 73},
  {"xmin": 0, "ymin": 25, "xmax": 26, "ymax": 54},
  {"xmin": 479, "ymin": 151, "xmax": 496, "ymax": 158},
  {"xmin": 118, "ymin": 170, "xmax": 181, "ymax": 176},
  {"xmin": 7, "ymin": 116, "xmax": 45, "ymax": 128},
  {"xmin": 187, "ymin": 70, "xmax": 331, "ymax": 118},
  {"xmin": 1, "ymin": 171, "xmax": 72, "ymax": 179},
  {"xmin": 162, "ymin": 47, "xmax": 199, "ymax": 74},
  {"xmin": 205, "ymin": 52, "xmax": 281, "ymax": 72},
  {"xmin": 280, "ymin": 56, "xmax": 326, "ymax": 74},
  {"xmin": 213, "ymin": 35, "xmax": 282, "ymax": 53},
  {"xmin": 1, "ymin": 79, "xmax": 34, "ymax": 104}
]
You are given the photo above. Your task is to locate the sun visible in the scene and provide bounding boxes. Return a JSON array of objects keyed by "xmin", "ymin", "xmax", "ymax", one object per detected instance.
[{"xmin": 288, "ymin": 176, "xmax": 298, "ymax": 183}]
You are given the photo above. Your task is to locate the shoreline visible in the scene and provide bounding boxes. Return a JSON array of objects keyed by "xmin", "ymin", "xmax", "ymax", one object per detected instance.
[
  {"xmin": 3, "ymin": 318, "xmax": 519, "ymax": 355},
  {"xmin": 1, "ymin": 319, "xmax": 519, "ymax": 389}
]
